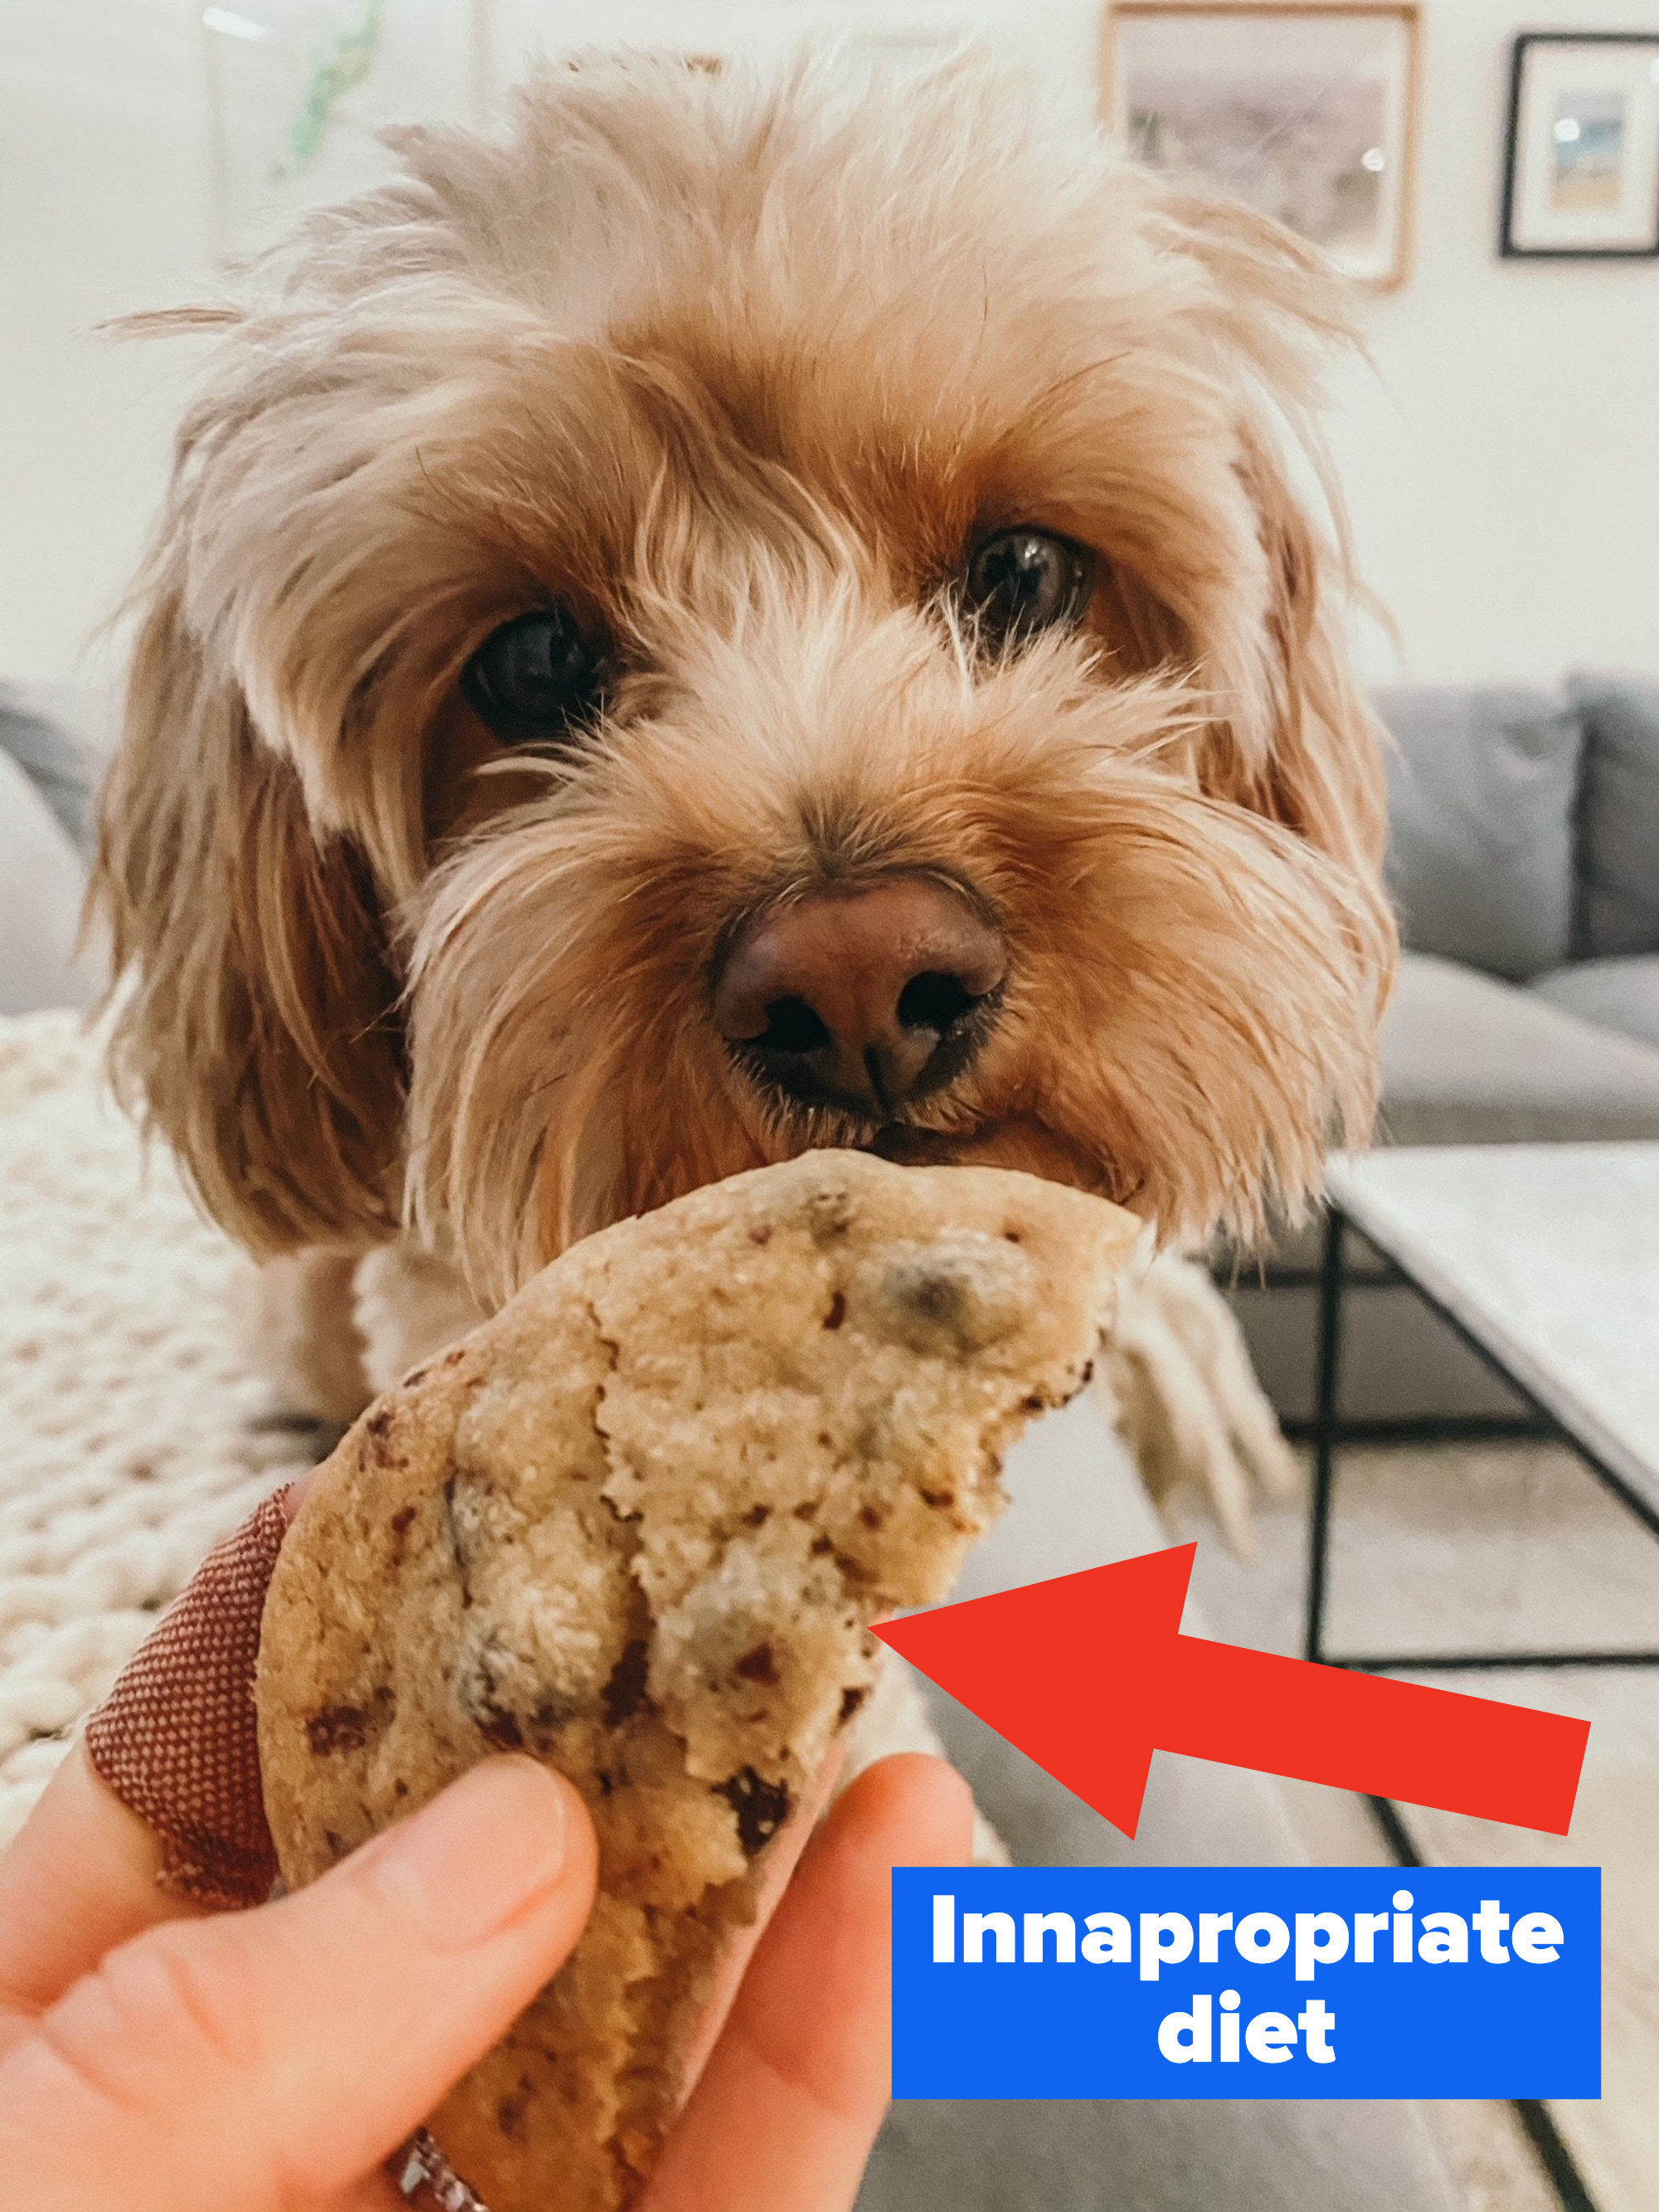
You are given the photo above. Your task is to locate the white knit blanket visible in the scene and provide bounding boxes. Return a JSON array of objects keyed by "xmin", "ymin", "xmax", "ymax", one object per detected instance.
[
  {"xmin": 0, "ymin": 1010, "xmax": 312, "ymax": 1847},
  {"xmin": 0, "ymin": 1009, "xmax": 995, "ymax": 1864}
]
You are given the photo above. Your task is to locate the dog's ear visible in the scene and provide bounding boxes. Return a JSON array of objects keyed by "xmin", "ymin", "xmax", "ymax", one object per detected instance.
[
  {"xmin": 92, "ymin": 579, "xmax": 406, "ymax": 1255},
  {"xmin": 1159, "ymin": 190, "xmax": 1392, "ymax": 890},
  {"xmin": 1232, "ymin": 420, "xmax": 1391, "ymax": 886}
]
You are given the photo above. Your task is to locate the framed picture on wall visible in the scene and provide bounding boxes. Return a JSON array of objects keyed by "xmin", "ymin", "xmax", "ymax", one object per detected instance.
[
  {"xmin": 1100, "ymin": 2, "xmax": 1422, "ymax": 288},
  {"xmin": 1501, "ymin": 33, "xmax": 1659, "ymax": 258}
]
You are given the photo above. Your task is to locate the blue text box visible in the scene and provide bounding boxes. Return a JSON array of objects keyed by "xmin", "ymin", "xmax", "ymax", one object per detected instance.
[{"xmin": 893, "ymin": 1867, "xmax": 1599, "ymax": 2099}]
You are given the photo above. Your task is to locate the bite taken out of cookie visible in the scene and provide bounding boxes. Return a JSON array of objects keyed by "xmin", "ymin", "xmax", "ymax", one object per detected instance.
[{"xmin": 255, "ymin": 1149, "xmax": 1140, "ymax": 2212}]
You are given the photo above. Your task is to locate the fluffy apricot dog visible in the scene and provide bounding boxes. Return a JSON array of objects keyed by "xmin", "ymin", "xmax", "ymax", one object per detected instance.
[{"xmin": 94, "ymin": 45, "xmax": 1395, "ymax": 1421}]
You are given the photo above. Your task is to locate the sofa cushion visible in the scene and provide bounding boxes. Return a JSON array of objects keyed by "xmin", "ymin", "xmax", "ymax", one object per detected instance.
[
  {"xmin": 0, "ymin": 679, "xmax": 116, "ymax": 859},
  {"xmin": 1530, "ymin": 954, "xmax": 1659, "ymax": 1055},
  {"xmin": 1379, "ymin": 951, "xmax": 1659, "ymax": 1144},
  {"xmin": 0, "ymin": 749, "xmax": 100, "ymax": 1015},
  {"xmin": 1568, "ymin": 672, "xmax": 1659, "ymax": 959},
  {"xmin": 1375, "ymin": 684, "xmax": 1580, "ymax": 981}
]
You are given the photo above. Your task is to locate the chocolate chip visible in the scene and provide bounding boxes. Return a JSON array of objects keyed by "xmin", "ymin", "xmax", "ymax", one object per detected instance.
[
  {"xmin": 920, "ymin": 1487, "xmax": 956, "ymax": 1509},
  {"xmin": 823, "ymin": 1290, "xmax": 847, "ymax": 1331},
  {"xmin": 363, "ymin": 1403, "xmax": 405, "ymax": 1468},
  {"xmin": 873, "ymin": 1244, "xmax": 1025, "ymax": 1356},
  {"xmin": 441, "ymin": 1478, "xmax": 474, "ymax": 1605},
  {"xmin": 305, "ymin": 1688, "xmax": 392, "ymax": 1755},
  {"xmin": 858, "ymin": 1504, "xmax": 883, "ymax": 1531},
  {"xmin": 307, "ymin": 1704, "xmax": 372, "ymax": 1754},
  {"xmin": 742, "ymin": 1503, "xmax": 771, "ymax": 1527},
  {"xmin": 477, "ymin": 1706, "xmax": 523, "ymax": 1751},
  {"xmin": 602, "ymin": 1638, "xmax": 652, "ymax": 1725},
  {"xmin": 497, "ymin": 2083, "xmax": 531, "ymax": 2141},
  {"xmin": 902, "ymin": 1269, "xmax": 964, "ymax": 1328},
  {"xmin": 839, "ymin": 1684, "xmax": 868, "ymax": 1726},
  {"xmin": 749, "ymin": 1224, "xmax": 772, "ymax": 1245},
  {"xmin": 717, "ymin": 1766, "xmax": 791, "ymax": 1856},
  {"xmin": 734, "ymin": 1642, "xmax": 778, "ymax": 1685},
  {"xmin": 459, "ymin": 1653, "xmax": 530, "ymax": 1749},
  {"xmin": 1022, "ymin": 1393, "xmax": 1045, "ymax": 1413}
]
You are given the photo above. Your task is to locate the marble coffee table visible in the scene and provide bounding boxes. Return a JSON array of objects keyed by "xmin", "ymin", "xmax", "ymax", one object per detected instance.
[
  {"xmin": 1301, "ymin": 1145, "xmax": 1659, "ymax": 2212},
  {"xmin": 1305, "ymin": 1143, "xmax": 1659, "ymax": 1672}
]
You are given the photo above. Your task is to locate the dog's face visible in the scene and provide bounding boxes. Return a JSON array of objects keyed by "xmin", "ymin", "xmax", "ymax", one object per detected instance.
[{"xmin": 97, "ymin": 48, "xmax": 1395, "ymax": 1306}]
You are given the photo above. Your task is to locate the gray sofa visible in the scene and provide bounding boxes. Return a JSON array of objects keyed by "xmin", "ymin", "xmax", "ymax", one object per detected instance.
[
  {"xmin": 0, "ymin": 680, "xmax": 110, "ymax": 1017},
  {"xmin": 1379, "ymin": 673, "xmax": 1659, "ymax": 1130},
  {"xmin": 1233, "ymin": 674, "xmax": 1659, "ymax": 1421}
]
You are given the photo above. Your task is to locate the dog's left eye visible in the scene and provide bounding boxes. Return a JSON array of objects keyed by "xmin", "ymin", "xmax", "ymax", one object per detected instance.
[
  {"xmin": 961, "ymin": 529, "xmax": 1094, "ymax": 646},
  {"xmin": 461, "ymin": 607, "xmax": 605, "ymax": 743}
]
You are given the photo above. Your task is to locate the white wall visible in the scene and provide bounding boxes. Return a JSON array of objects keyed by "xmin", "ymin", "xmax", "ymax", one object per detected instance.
[
  {"xmin": 1326, "ymin": 0, "xmax": 1659, "ymax": 682},
  {"xmin": 3, "ymin": 0, "xmax": 1657, "ymax": 686},
  {"xmin": 1, "ymin": 2, "xmax": 216, "ymax": 689}
]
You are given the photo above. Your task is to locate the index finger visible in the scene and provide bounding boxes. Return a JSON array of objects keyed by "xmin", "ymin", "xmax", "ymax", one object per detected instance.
[{"xmin": 0, "ymin": 1741, "xmax": 204, "ymax": 2044}]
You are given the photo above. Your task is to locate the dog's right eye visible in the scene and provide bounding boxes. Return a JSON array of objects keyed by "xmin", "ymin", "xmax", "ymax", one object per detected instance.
[
  {"xmin": 461, "ymin": 608, "xmax": 604, "ymax": 743},
  {"xmin": 961, "ymin": 529, "xmax": 1094, "ymax": 648}
]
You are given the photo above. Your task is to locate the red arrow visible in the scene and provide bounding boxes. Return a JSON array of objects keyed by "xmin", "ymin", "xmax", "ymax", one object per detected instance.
[{"xmin": 873, "ymin": 1544, "xmax": 1588, "ymax": 1839}]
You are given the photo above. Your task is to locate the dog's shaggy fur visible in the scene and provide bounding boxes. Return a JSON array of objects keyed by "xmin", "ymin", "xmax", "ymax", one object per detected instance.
[{"xmin": 93, "ymin": 46, "xmax": 1395, "ymax": 1402}]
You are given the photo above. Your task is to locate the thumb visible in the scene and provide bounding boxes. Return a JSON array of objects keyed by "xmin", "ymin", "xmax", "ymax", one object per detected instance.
[{"xmin": 0, "ymin": 1756, "xmax": 597, "ymax": 2212}]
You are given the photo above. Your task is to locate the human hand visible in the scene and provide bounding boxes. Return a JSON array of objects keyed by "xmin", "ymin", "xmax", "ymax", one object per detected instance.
[{"xmin": 0, "ymin": 1738, "xmax": 970, "ymax": 2210}]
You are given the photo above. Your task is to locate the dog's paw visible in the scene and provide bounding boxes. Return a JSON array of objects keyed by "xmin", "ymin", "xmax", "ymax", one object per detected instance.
[
  {"xmin": 1094, "ymin": 1249, "xmax": 1298, "ymax": 1561},
  {"xmin": 234, "ymin": 1249, "xmax": 371, "ymax": 1430},
  {"xmin": 353, "ymin": 1240, "xmax": 486, "ymax": 1398}
]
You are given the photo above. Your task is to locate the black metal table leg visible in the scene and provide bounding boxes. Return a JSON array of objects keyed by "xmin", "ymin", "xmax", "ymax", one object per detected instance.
[
  {"xmin": 1290, "ymin": 1194, "xmax": 1612, "ymax": 2212},
  {"xmin": 1365, "ymin": 1800, "xmax": 1602, "ymax": 2212},
  {"xmin": 1303, "ymin": 1206, "xmax": 1346, "ymax": 1664}
]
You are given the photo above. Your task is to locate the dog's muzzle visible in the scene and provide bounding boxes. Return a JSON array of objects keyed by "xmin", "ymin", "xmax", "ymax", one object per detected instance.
[{"xmin": 712, "ymin": 871, "xmax": 1006, "ymax": 1119}]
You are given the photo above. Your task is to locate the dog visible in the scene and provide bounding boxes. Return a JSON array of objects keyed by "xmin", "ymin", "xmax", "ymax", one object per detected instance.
[{"xmin": 91, "ymin": 45, "xmax": 1395, "ymax": 1542}]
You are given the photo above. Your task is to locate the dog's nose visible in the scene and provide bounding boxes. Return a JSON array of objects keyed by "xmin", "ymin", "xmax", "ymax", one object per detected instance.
[{"xmin": 713, "ymin": 875, "xmax": 1006, "ymax": 1115}]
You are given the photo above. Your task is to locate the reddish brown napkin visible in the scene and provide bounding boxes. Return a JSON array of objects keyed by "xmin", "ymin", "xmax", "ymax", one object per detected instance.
[{"xmin": 84, "ymin": 1486, "xmax": 291, "ymax": 1909}]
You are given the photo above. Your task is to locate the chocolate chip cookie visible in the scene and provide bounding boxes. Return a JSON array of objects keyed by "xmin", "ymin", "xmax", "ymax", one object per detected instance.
[{"xmin": 255, "ymin": 1150, "xmax": 1137, "ymax": 2211}]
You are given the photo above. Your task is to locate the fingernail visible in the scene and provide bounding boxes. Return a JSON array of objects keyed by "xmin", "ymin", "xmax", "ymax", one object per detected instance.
[{"xmin": 362, "ymin": 1756, "xmax": 572, "ymax": 1951}]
